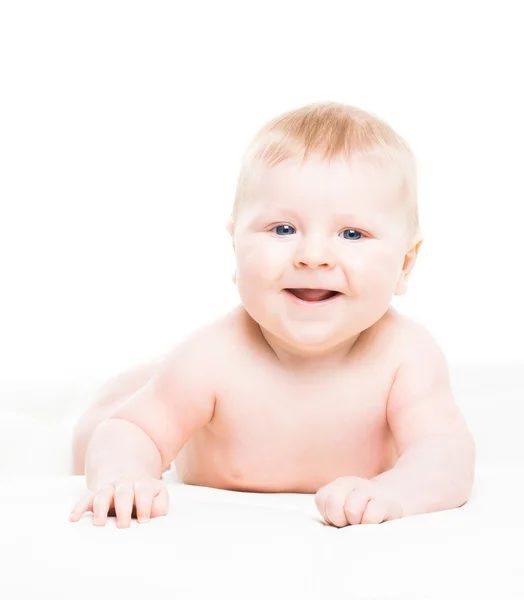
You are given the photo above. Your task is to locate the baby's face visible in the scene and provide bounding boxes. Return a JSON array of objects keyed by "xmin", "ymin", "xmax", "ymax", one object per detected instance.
[{"xmin": 231, "ymin": 156, "xmax": 414, "ymax": 352}]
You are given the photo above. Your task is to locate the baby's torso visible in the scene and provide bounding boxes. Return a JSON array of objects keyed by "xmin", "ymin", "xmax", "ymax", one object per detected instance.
[{"xmin": 175, "ymin": 308, "xmax": 401, "ymax": 493}]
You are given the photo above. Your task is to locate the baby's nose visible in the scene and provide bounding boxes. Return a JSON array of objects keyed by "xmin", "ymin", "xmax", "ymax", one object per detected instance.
[{"xmin": 293, "ymin": 237, "xmax": 335, "ymax": 269}]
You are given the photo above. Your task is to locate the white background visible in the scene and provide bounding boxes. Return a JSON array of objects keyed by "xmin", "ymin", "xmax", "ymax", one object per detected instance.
[{"xmin": 1, "ymin": 1, "xmax": 523, "ymax": 387}]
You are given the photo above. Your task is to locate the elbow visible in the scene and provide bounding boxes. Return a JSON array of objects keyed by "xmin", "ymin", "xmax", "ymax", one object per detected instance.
[{"xmin": 107, "ymin": 416, "xmax": 172, "ymax": 472}]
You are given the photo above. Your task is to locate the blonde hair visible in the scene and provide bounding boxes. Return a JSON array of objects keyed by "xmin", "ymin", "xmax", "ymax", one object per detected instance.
[{"xmin": 232, "ymin": 102, "xmax": 419, "ymax": 238}]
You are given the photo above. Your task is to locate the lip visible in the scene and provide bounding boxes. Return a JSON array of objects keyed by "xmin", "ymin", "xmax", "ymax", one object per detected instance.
[{"xmin": 283, "ymin": 289, "xmax": 342, "ymax": 307}]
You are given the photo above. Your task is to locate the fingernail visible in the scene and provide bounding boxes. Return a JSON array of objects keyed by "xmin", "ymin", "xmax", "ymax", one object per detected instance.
[{"xmin": 139, "ymin": 516, "xmax": 150, "ymax": 523}]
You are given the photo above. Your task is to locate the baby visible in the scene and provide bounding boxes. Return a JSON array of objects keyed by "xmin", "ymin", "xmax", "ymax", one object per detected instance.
[{"xmin": 69, "ymin": 102, "xmax": 476, "ymax": 529}]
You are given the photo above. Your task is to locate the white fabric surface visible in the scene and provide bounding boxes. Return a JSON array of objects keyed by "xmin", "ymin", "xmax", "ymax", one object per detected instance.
[
  {"xmin": 0, "ymin": 364, "xmax": 522, "ymax": 598},
  {"xmin": 0, "ymin": 467, "xmax": 522, "ymax": 599}
]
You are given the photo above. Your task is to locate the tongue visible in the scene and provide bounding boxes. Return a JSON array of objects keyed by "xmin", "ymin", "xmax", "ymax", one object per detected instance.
[{"xmin": 290, "ymin": 289, "xmax": 335, "ymax": 302}]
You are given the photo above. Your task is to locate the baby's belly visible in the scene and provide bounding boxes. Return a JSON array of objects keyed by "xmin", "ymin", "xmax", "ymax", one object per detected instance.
[{"xmin": 175, "ymin": 426, "xmax": 398, "ymax": 494}]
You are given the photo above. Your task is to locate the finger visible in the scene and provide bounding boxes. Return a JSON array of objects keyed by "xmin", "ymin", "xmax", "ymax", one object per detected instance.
[
  {"xmin": 361, "ymin": 498, "xmax": 387, "ymax": 525},
  {"xmin": 343, "ymin": 489, "xmax": 372, "ymax": 525},
  {"xmin": 113, "ymin": 483, "xmax": 135, "ymax": 528},
  {"xmin": 93, "ymin": 485, "xmax": 114, "ymax": 527},
  {"xmin": 379, "ymin": 497, "xmax": 403, "ymax": 522},
  {"xmin": 134, "ymin": 482, "xmax": 154, "ymax": 523},
  {"xmin": 325, "ymin": 490, "xmax": 352, "ymax": 528},
  {"xmin": 69, "ymin": 491, "xmax": 95, "ymax": 522},
  {"xmin": 315, "ymin": 484, "xmax": 339, "ymax": 525},
  {"xmin": 150, "ymin": 484, "xmax": 169, "ymax": 519},
  {"xmin": 314, "ymin": 489, "xmax": 328, "ymax": 522}
]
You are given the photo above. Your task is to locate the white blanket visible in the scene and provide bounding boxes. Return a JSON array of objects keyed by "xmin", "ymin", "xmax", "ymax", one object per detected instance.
[
  {"xmin": 0, "ymin": 466, "xmax": 522, "ymax": 599},
  {"xmin": 1, "ymin": 365, "xmax": 522, "ymax": 598}
]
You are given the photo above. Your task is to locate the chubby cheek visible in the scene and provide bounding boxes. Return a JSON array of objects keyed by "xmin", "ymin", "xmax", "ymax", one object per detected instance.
[
  {"xmin": 345, "ymin": 250, "xmax": 403, "ymax": 303},
  {"xmin": 234, "ymin": 241, "xmax": 284, "ymax": 309}
]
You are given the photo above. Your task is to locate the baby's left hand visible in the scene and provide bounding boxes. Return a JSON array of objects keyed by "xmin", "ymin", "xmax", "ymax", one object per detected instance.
[{"xmin": 315, "ymin": 476, "xmax": 403, "ymax": 527}]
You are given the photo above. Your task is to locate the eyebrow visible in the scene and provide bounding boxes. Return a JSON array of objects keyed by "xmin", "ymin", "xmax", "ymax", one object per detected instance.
[
  {"xmin": 330, "ymin": 212, "xmax": 369, "ymax": 223},
  {"xmin": 255, "ymin": 206, "xmax": 366, "ymax": 219}
]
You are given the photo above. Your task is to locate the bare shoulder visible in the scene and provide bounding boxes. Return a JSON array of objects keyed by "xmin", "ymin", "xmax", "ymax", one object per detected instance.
[
  {"xmin": 370, "ymin": 307, "xmax": 444, "ymax": 364},
  {"xmin": 106, "ymin": 314, "xmax": 239, "ymax": 471},
  {"xmin": 158, "ymin": 307, "xmax": 243, "ymax": 384},
  {"xmin": 383, "ymin": 309, "xmax": 475, "ymax": 453},
  {"xmin": 355, "ymin": 307, "xmax": 455, "ymax": 404}
]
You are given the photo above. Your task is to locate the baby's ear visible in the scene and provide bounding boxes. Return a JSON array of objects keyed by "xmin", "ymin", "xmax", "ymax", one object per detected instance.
[
  {"xmin": 226, "ymin": 218, "xmax": 235, "ymax": 250},
  {"xmin": 226, "ymin": 219, "xmax": 237, "ymax": 284},
  {"xmin": 394, "ymin": 236, "xmax": 424, "ymax": 296}
]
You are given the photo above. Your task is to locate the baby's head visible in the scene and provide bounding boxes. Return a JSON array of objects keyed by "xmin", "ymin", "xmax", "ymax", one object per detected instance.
[{"xmin": 228, "ymin": 102, "xmax": 423, "ymax": 357}]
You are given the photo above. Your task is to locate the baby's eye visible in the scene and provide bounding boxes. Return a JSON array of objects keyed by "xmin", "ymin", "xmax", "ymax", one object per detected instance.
[
  {"xmin": 272, "ymin": 224, "xmax": 296, "ymax": 235},
  {"xmin": 340, "ymin": 229, "xmax": 363, "ymax": 241}
]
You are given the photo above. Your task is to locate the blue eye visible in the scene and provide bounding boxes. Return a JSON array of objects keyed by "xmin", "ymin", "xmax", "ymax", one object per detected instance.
[
  {"xmin": 272, "ymin": 224, "xmax": 296, "ymax": 235},
  {"xmin": 340, "ymin": 229, "xmax": 362, "ymax": 241}
]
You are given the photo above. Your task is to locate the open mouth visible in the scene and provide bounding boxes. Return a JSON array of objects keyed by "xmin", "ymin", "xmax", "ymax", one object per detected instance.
[{"xmin": 284, "ymin": 288, "xmax": 341, "ymax": 303}]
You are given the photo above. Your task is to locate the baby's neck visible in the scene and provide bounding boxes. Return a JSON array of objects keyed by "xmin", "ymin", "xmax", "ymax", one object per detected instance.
[{"xmin": 257, "ymin": 326, "xmax": 362, "ymax": 373}]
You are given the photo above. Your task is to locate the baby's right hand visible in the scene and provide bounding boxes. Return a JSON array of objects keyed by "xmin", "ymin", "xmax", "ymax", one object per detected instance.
[{"xmin": 68, "ymin": 475, "xmax": 169, "ymax": 528}]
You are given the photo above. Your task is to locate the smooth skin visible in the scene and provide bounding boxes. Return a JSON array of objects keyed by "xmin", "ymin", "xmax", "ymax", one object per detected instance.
[
  {"xmin": 69, "ymin": 475, "xmax": 168, "ymax": 528},
  {"xmin": 315, "ymin": 476, "xmax": 403, "ymax": 527},
  {"xmin": 70, "ymin": 155, "xmax": 475, "ymax": 527}
]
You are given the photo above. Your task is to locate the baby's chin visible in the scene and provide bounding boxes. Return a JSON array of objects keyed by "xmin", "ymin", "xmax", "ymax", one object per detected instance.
[{"xmin": 265, "ymin": 321, "xmax": 362, "ymax": 357}]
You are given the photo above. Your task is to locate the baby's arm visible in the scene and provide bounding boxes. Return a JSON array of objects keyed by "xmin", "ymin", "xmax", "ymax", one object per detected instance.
[
  {"xmin": 371, "ymin": 323, "xmax": 476, "ymax": 517},
  {"xmin": 70, "ymin": 337, "xmax": 216, "ymax": 526},
  {"xmin": 104, "ymin": 341, "xmax": 216, "ymax": 478}
]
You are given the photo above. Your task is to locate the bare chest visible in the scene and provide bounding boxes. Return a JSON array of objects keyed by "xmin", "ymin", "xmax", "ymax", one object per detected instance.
[{"xmin": 176, "ymin": 359, "xmax": 398, "ymax": 492}]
